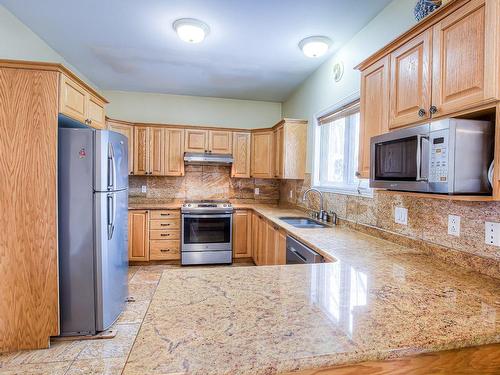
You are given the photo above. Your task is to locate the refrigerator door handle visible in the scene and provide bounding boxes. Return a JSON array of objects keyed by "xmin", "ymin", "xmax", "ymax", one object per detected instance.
[
  {"xmin": 107, "ymin": 193, "xmax": 115, "ymax": 240},
  {"xmin": 107, "ymin": 142, "xmax": 116, "ymax": 191}
]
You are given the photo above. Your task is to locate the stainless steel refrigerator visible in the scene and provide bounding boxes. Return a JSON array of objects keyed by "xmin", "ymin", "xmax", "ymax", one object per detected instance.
[{"xmin": 58, "ymin": 123, "xmax": 128, "ymax": 336}]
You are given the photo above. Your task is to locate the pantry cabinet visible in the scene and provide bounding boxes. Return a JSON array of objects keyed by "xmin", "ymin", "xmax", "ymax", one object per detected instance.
[
  {"xmin": 233, "ymin": 210, "xmax": 252, "ymax": 258},
  {"xmin": 128, "ymin": 210, "xmax": 149, "ymax": 261},
  {"xmin": 231, "ymin": 132, "xmax": 251, "ymax": 178},
  {"xmin": 59, "ymin": 73, "xmax": 107, "ymax": 129},
  {"xmin": 107, "ymin": 120, "xmax": 134, "ymax": 175},
  {"xmin": 356, "ymin": 0, "xmax": 500, "ymax": 180}
]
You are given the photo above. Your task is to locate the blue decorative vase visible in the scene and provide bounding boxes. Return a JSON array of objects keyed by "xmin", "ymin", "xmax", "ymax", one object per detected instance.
[{"xmin": 414, "ymin": 0, "xmax": 442, "ymax": 21}]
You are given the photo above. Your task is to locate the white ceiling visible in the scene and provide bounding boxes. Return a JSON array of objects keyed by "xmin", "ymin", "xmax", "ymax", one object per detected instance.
[{"xmin": 1, "ymin": 0, "xmax": 392, "ymax": 101}]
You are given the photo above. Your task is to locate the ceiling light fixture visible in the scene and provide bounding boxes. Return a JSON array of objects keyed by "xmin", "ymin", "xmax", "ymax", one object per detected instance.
[
  {"xmin": 299, "ymin": 36, "xmax": 332, "ymax": 58},
  {"xmin": 173, "ymin": 18, "xmax": 210, "ymax": 43}
]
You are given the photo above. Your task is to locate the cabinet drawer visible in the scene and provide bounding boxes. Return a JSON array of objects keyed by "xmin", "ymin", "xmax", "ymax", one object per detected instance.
[
  {"xmin": 150, "ymin": 210, "xmax": 180, "ymax": 220},
  {"xmin": 150, "ymin": 240, "xmax": 180, "ymax": 260},
  {"xmin": 149, "ymin": 229, "xmax": 180, "ymax": 240},
  {"xmin": 150, "ymin": 220, "xmax": 180, "ymax": 230}
]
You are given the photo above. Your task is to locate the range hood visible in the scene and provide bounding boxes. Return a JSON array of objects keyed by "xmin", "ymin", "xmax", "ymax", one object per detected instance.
[{"xmin": 184, "ymin": 152, "xmax": 233, "ymax": 165}]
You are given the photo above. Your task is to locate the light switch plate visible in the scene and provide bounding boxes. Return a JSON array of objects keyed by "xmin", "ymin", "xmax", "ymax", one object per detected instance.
[
  {"xmin": 485, "ymin": 222, "xmax": 500, "ymax": 246},
  {"xmin": 447, "ymin": 215, "xmax": 461, "ymax": 236},
  {"xmin": 254, "ymin": 188, "xmax": 260, "ymax": 195},
  {"xmin": 141, "ymin": 185, "xmax": 147, "ymax": 193},
  {"xmin": 394, "ymin": 207, "xmax": 408, "ymax": 226}
]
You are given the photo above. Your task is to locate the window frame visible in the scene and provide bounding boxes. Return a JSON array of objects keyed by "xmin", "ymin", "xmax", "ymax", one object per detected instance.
[{"xmin": 312, "ymin": 92, "xmax": 372, "ymax": 198}]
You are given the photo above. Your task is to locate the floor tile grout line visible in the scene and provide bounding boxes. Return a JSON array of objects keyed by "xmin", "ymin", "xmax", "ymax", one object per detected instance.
[{"xmin": 120, "ymin": 270, "xmax": 163, "ymax": 375}]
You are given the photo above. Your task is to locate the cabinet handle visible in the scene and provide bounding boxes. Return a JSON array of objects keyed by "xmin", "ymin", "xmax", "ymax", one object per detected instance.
[
  {"xmin": 160, "ymin": 214, "xmax": 171, "ymax": 217},
  {"xmin": 160, "ymin": 249, "xmax": 172, "ymax": 252},
  {"xmin": 160, "ymin": 233, "xmax": 171, "ymax": 236},
  {"xmin": 418, "ymin": 108, "xmax": 426, "ymax": 118},
  {"xmin": 429, "ymin": 105, "xmax": 438, "ymax": 115},
  {"xmin": 160, "ymin": 223, "xmax": 171, "ymax": 227}
]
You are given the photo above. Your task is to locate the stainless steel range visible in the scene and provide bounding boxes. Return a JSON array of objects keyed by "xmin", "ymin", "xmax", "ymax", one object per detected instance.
[{"xmin": 181, "ymin": 200, "xmax": 233, "ymax": 265}]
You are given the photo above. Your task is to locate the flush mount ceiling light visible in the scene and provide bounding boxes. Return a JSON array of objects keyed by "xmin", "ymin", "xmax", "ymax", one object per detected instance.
[
  {"xmin": 173, "ymin": 18, "xmax": 210, "ymax": 43},
  {"xmin": 299, "ymin": 36, "xmax": 332, "ymax": 58}
]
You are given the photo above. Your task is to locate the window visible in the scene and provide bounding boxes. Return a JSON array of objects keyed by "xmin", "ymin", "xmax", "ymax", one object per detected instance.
[{"xmin": 313, "ymin": 95, "xmax": 371, "ymax": 196}]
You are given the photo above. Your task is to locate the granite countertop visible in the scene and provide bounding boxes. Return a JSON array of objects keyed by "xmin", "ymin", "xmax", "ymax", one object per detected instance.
[{"xmin": 123, "ymin": 201, "xmax": 500, "ymax": 375}]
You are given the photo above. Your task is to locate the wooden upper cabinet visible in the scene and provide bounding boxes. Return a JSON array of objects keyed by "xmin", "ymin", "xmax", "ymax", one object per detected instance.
[
  {"xmin": 134, "ymin": 126, "xmax": 150, "ymax": 175},
  {"xmin": 274, "ymin": 126, "xmax": 284, "ymax": 178},
  {"xmin": 209, "ymin": 130, "xmax": 232, "ymax": 154},
  {"xmin": 251, "ymin": 131, "xmax": 274, "ymax": 179},
  {"xmin": 87, "ymin": 94, "xmax": 106, "ymax": 129},
  {"xmin": 358, "ymin": 56, "xmax": 390, "ymax": 179},
  {"xmin": 59, "ymin": 73, "xmax": 107, "ymax": 129},
  {"xmin": 185, "ymin": 129, "xmax": 209, "ymax": 152},
  {"xmin": 60, "ymin": 74, "xmax": 87, "ymax": 123},
  {"xmin": 107, "ymin": 120, "xmax": 134, "ymax": 174},
  {"xmin": 233, "ymin": 210, "xmax": 252, "ymax": 258},
  {"xmin": 389, "ymin": 30, "xmax": 432, "ymax": 128},
  {"xmin": 431, "ymin": 0, "xmax": 495, "ymax": 116},
  {"xmin": 280, "ymin": 120, "xmax": 307, "ymax": 179},
  {"xmin": 231, "ymin": 132, "xmax": 251, "ymax": 178},
  {"xmin": 165, "ymin": 128, "xmax": 185, "ymax": 176},
  {"xmin": 128, "ymin": 210, "xmax": 149, "ymax": 261},
  {"xmin": 149, "ymin": 127, "xmax": 165, "ymax": 176}
]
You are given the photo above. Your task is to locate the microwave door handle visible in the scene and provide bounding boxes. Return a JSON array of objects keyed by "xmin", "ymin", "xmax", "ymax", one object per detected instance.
[{"xmin": 416, "ymin": 134, "xmax": 429, "ymax": 182}]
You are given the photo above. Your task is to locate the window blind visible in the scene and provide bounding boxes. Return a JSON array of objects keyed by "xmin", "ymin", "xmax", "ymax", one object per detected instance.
[{"xmin": 318, "ymin": 99, "xmax": 360, "ymax": 125}]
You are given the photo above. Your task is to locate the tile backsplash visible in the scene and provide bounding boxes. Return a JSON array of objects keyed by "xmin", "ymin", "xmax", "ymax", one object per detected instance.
[
  {"xmin": 280, "ymin": 174, "xmax": 500, "ymax": 264},
  {"xmin": 129, "ymin": 165, "xmax": 279, "ymax": 204}
]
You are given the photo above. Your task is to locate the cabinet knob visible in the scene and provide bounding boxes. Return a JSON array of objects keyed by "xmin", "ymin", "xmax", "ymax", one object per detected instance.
[
  {"xmin": 429, "ymin": 105, "xmax": 438, "ymax": 115},
  {"xmin": 355, "ymin": 171, "xmax": 361, "ymax": 177},
  {"xmin": 418, "ymin": 108, "xmax": 426, "ymax": 117}
]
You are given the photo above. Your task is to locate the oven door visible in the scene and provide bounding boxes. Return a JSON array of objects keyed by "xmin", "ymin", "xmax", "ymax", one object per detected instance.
[
  {"xmin": 182, "ymin": 214, "xmax": 232, "ymax": 252},
  {"xmin": 370, "ymin": 123, "xmax": 430, "ymax": 192}
]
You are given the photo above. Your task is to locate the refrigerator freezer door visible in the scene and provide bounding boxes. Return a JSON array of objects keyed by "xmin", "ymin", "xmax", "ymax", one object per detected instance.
[
  {"xmin": 58, "ymin": 127, "xmax": 97, "ymax": 336},
  {"xmin": 95, "ymin": 130, "xmax": 129, "ymax": 192},
  {"xmin": 94, "ymin": 189, "xmax": 128, "ymax": 331}
]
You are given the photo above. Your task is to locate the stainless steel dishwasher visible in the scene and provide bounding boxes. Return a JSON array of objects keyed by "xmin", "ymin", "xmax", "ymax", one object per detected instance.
[{"xmin": 286, "ymin": 236, "xmax": 323, "ymax": 264}]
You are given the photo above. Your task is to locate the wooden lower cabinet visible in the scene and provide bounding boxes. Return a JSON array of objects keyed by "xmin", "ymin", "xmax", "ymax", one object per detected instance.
[
  {"xmin": 250, "ymin": 212, "xmax": 287, "ymax": 266},
  {"xmin": 277, "ymin": 230, "xmax": 287, "ymax": 265},
  {"xmin": 128, "ymin": 210, "xmax": 149, "ymax": 261},
  {"xmin": 233, "ymin": 210, "xmax": 252, "ymax": 258},
  {"xmin": 128, "ymin": 209, "xmax": 181, "ymax": 262}
]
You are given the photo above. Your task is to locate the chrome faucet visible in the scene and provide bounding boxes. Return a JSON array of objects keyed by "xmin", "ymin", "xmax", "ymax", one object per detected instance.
[{"xmin": 302, "ymin": 188, "xmax": 326, "ymax": 221}]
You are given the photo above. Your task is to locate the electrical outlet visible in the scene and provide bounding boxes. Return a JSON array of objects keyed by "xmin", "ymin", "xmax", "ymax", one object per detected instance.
[
  {"xmin": 485, "ymin": 222, "xmax": 500, "ymax": 246},
  {"xmin": 394, "ymin": 207, "xmax": 408, "ymax": 226},
  {"xmin": 254, "ymin": 187, "xmax": 260, "ymax": 195},
  {"xmin": 141, "ymin": 185, "xmax": 147, "ymax": 193},
  {"xmin": 447, "ymin": 215, "xmax": 461, "ymax": 237}
]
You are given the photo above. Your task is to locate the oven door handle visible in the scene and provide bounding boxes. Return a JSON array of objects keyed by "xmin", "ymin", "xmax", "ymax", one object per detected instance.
[
  {"xmin": 416, "ymin": 134, "xmax": 429, "ymax": 182},
  {"xmin": 182, "ymin": 214, "xmax": 232, "ymax": 219}
]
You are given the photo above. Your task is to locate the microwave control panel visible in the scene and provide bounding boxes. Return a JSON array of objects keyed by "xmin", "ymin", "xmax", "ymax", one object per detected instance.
[{"xmin": 429, "ymin": 131, "xmax": 449, "ymax": 183}]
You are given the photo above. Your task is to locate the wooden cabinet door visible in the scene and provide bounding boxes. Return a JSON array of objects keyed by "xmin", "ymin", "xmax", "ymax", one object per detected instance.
[
  {"xmin": 107, "ymin": 120, "xmax": 134, "ymax": 174},
  {"xmin": 277, "ymin": 230, "xmax": 287, "ymax": 265},
  {"xmin": 258, "ymin": 216, "xmax": 267, "ymax": 265},
  {"xmin": 149, "ymin": 127, "xmax": 165, "ymax": 176},
  {"xmin": 209, "ymin": 130, "xmax": 232, "ymax": 154},
  {"xmin": 134, "ymin": 126, "xmax": 150, "ymax": 175},
  {"xmin": 233, "ymin": 210, "xmax": 252, "ymax": 258},
  {"xmin": 165, "ymin": 128, "xmax": 185, "ymax": 176},
  {"xmin": 389, "ymin": 29, "xmax": 432, "ymax": 128},
  {"xmin": 59, "ymin": 74, "xmax": 87, "ymax": 124},
  {"xmin": 128, "ymin": 210, "xmax": 149, "ymax": 261},
  {"xmin": 432, "ymin": 0, "xmax": 494, "ymax": 117},
  {"xmin": 251, "ymin": 131, "xmax": 274, "ymax": 178},
  {"xmin": 185, "ymin": 129, "xmax": 208, "ymax": 152},
  {"xmin": 358, "ymin": 56, "xmax": 390, "ymax": 179},
  {"xmin": 265, "ymin": 222, "xmax": 279, "ymax": 265},
  {"xmin": 274, "ymin": 126, "xmax": 284, "ymax": 178},
  {"xmin": 87, "ymin": 94, "xmax": 106, "ymax": 129},
  {"xmin": 231, "ymin": 132, "xmax": 251, "ymax": 178},
  {"xmin": 252, "ymin": 213, "xmax": 263, "ymax": 265}
]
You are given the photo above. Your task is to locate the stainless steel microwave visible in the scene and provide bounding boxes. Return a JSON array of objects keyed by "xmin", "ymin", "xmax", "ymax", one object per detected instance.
[{"xmin": 370, "ymin": 118, "xmax": 493, "ymax": 194}]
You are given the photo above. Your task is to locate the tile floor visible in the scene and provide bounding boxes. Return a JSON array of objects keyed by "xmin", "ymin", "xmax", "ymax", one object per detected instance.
[{"xmin": 0, "ymin": 263, "xmax": 254, "ymax": 375}]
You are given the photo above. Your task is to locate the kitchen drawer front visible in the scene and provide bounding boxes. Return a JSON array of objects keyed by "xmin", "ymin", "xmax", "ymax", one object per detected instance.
[
  {"xmin": 149, "ymin": 219, "xmax": 180, "ymax": 230},
  {"xmin": 150, "ymin": 210, "xmax": 180, "ymax": 220},
  {"xmin": 149, "ymin": 229, "xmax": 180, "ymax": 240},
  {"xmin": 150, "ymin": 240, "xmax": 180, "ymax": 260}
]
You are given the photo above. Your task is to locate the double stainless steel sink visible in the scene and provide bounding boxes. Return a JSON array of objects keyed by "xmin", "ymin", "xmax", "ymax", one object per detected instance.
[{"xmin": 278, "ymin": 217, "xmax": 329, "ymax": 228}]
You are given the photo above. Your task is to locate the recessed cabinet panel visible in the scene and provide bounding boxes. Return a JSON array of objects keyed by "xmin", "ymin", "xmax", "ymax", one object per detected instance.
[
  {"xmin": 389, "ymin": 30, "xmax": 432, "ymax": 128},
  {"xmin": 149, "ymin": 127, "xmax": 165, "ymax": 176},
  {"xmin": 165, "ymin": 129, "xmax": 185, "ymax": 176},
  {"xmin": 60, "ymin": 75, "xmax": 87, "ymax": 123},
  {"xmin": 231, "ymin": 132, "xmax": 251, "ymax": 178},
  {"xmin": 128, "ymin": 211, "xmax": 149, "ymax": 261},
  {"xmin": 185, "ymin": 129, "xmax": 208, "ymax": 152},
  {"xmin": 87, "ymin": 95, "xmax": 106, "ymax": 129},
  {"xmin": 133, "ymin": 126, "xmax": 149, "ymax": 175},
  {"xmin": 233, "ymin": 210, "xmax": 252, "ymax": 258},
  {"xmin": 209, "ymin": 130, "xmax": 232, "ymax": 154},
  {"xmin": 251, "ymin": 131, "xmax": 274, "ymax": 179}
]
